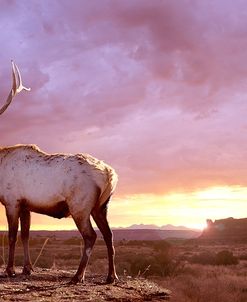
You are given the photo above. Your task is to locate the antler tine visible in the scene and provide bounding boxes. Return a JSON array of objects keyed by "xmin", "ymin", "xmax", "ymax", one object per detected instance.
[
  {"xmin": 0, "ymin": 61, "xmax": 31, "ymax": 116},
  {"xmin": 11, "ymin": 61, "xmax": 17, "ymax": 95},
  {"xmin": 12, "ymin": 61, "xmax": 31, "ymax": 93}
]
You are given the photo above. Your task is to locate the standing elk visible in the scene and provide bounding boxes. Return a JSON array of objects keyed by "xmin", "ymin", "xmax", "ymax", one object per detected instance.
[{"xmin": 0, "ymin": 62, "xmax": 118, "ymax": 284}]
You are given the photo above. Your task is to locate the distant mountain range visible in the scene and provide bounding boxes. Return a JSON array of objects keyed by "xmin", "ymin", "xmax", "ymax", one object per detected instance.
[
  {"xmin": 111, "ymin": 229, "xmax": 201, "ymax": 240},
  {"xmin": 0, "ymin": 224, "xmax": 200, "ymax": 241},
  {"xmin": 124, "ymin": 223, "xmax": 197, "ymax": 231}
]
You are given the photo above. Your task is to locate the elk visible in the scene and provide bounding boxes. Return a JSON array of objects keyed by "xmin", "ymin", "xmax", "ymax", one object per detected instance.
[{"xmin": 0, "ymin": 62, "xmax": 118, "ymax": 284}]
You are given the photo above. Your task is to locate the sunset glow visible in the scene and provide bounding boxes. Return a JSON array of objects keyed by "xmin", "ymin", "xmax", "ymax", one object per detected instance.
[
  {"xmin": 0, "ymin": 185, "xmax": 244, "ymax": 231},
  {"xmin": 0, "ymin": 1, "xmax": 247, "ymax": 230}
]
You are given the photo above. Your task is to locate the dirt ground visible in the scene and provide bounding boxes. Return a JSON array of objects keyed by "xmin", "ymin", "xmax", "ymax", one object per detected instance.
[{"xmin": 0, "ymin": 268, "xmax": 170, "ymax": 301}]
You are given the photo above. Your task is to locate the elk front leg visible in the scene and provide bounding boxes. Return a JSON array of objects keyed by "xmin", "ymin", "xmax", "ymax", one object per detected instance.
[
  {"xmin": 5, "ymin": 208, "xmax": 19, "ymax": 277},
  {"xmin": 20, "ymin": 209, "xmax": 33, "ymax": 275}
]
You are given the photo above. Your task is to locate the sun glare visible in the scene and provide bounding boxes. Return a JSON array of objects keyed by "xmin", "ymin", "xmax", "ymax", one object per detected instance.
[
  {"xmin": 108, "ymin": 185, "xmax": 247, "ymax": 230},
  {"xmin": 0, "ymin": 186, "xmax": 246, "ymax": 230},
  {"xmin": 195, "ymin": 186, "xmax": 247, "ymax": 201}
]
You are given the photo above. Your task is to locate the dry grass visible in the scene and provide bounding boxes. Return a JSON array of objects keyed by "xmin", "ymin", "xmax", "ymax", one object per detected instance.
[
  {"xmin": 156, "ymin": 262, "xmax": 247, "ymax": 302},
  {"xmin": 0, "ymin": 235, "xmax": 247, "ymax": 301},
  {"xmin": 33, "ymin": 238, "xmax": 49, "ymax": 267}
]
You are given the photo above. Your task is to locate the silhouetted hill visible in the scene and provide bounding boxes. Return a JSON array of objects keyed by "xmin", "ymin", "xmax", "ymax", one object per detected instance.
[
  {"xmin": 6, "ymin": 228, "xmax": 201, "ymax": 241},
  {"xmin": 111, "ymin": 229, "xmax": 200, "ymax": 240},
  {"xmin": 126, "ymin": 223, "xmax": 196, "ymax": 231}
]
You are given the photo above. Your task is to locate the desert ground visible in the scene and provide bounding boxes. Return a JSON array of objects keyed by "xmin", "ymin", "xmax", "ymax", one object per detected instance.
[
  {"xmin": 0, "ymin": 234, "xmax": 246, "ymax": 301},
  {"xmin": 0, "ymin": 269, "xmax": 170, "ymax": 301}
]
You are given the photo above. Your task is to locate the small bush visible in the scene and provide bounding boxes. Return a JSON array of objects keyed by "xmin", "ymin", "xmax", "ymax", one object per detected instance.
[
  {"xmin": 190, "ymin": 252, "xmax": 216, "ymax": 265},
  {"xmin": 190, "ymin": 250, "xmax": 238, "ymax": 266},
  {"xmin": 153, "ymin": 241, "xmax": 171, "ymax": 253},
  {"xmin": 215, "ymin": 250, "xmax": 238, "ymax": 265},
  {"xmin": 238, "ymin": 253, "xmax": 247, "ymax": 260},
  {"xmin": 128, "ymin": 243, "xmax": 182, "ymax": 277}
]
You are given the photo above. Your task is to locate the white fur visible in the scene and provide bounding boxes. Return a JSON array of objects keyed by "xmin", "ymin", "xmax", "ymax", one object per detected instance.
[
  {"xmin": 0, "ymin": 144, "xmax": 118, "ymax": 216},
  {"xmin": 86, "ymin": 248, "xmax": 92, "ymax": 257}
]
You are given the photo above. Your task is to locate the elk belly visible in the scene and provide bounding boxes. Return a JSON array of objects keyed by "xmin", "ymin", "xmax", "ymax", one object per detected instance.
[{"xmin": 23, "ymin": 200, "xmax": 70, "ymax": 219}]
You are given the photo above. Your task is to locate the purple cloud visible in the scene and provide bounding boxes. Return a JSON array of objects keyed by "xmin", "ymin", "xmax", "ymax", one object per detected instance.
[{"xmin": 0, "ymin": 0, "xmax": 247, "ymax": 198}]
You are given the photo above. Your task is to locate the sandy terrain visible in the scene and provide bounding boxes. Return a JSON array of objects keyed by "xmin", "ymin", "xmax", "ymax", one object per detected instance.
[{"xmin": 0, "ymin": 268, "xmax": 170, "ymax": 301}]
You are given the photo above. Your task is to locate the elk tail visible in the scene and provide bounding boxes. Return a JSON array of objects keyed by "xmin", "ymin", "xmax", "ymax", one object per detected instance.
[{"xmin": 99, "ymin": 167, "xmax": 118, "ymax": 210}]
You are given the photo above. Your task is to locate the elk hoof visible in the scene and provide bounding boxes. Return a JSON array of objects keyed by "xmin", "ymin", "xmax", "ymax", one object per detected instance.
[
  {"xmin": 106, "ymin": 274, "xmax": 119, "ymax": 284},
  {"xmin": 5, "ymin": 268, "xmax": 16, "ymax": 278},
  {"xmin": 22, "ymin": 265, "xmax": 33, "ymax": 275},
  {"xmin": 69, "ymin": 275, "xmax": 83, "ymax": 285}
]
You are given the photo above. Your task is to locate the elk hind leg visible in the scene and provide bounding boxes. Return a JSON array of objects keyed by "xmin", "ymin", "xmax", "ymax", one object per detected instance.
[
  {"xmin": 92, "ymin": 200, "xmax": 118, "ymax": 283},
  {"xmin": 70, "ymin": 214, "xmax": 97, "ymax": 284},
  {"xmin": 20, "ymin": 209, "xmax": 33, "ymax": 275}
]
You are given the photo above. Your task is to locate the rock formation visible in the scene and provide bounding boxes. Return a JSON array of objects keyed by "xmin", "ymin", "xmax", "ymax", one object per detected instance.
[{"xmin": 201, "ymin": 217, "xmax": 247, "ymax": 242}]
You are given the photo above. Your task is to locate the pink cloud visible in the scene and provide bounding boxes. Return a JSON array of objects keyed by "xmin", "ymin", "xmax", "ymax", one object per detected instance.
[{"xmin": 0, "ymin": 0, "xmax": 247, "ymax": 198}]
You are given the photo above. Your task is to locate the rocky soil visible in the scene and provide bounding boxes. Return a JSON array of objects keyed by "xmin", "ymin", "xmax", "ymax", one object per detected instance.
[{"xmin": 0, "ymin": 268, "xmax": 171, "ymax": 301}]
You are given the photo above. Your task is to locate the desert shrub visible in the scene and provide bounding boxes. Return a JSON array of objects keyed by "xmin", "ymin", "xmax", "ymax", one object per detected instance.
[
  {"xmin": 238, "ymin": 253, "xmax": 247, "ymax": 260},
  {"xmin": 153, "ymin": 253, "xmax": 183, "ymax": 277},
  {"xmin": 130, "ymin": 255, "xmax": 182, "ymax": 277},
  {"xmin": 128, "ymin": 244, "xmax": 182, "ymax": 277},
  {"xmin": 116, "ymin": 260, "xmax": 131, "ymax": 276},
  {"xmin": 190, "ymin": 252, "xmax": 216, "ymax": 265},
  {"xmin": 215, "ymin": 250, "xmax": 238, "ymax": 265},
  {"xmin": 129, "ymin": 255, "xmax": 152, "ymax": 276},
  {"xmin": 190, "ymin": 250, "xmax": 238, "ymax": 266},
  {"xmin": 153, "ymin": 241, "xmax": 171, "ymax": 253}
]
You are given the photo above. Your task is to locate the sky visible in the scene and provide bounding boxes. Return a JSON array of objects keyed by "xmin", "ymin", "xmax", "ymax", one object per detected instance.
[{"xmin": 0, "ymin": 0, "xmax": 247, "ymax": 230}]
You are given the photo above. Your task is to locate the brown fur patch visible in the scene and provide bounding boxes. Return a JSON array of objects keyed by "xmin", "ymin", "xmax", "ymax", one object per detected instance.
[{"xmin": 21, "ymin": 200, "xmax": 70, "ymax": 219}]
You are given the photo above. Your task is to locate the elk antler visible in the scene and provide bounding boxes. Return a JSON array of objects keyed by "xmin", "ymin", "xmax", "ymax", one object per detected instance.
[{"xmin": 0, "ymin": 61, "xmax": 31, "ymax": 116}]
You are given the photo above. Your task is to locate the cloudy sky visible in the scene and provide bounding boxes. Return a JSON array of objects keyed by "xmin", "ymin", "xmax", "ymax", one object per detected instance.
[{"xmin": 0, "ymin": 0, "xmax": 247, "ymax": 229}]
